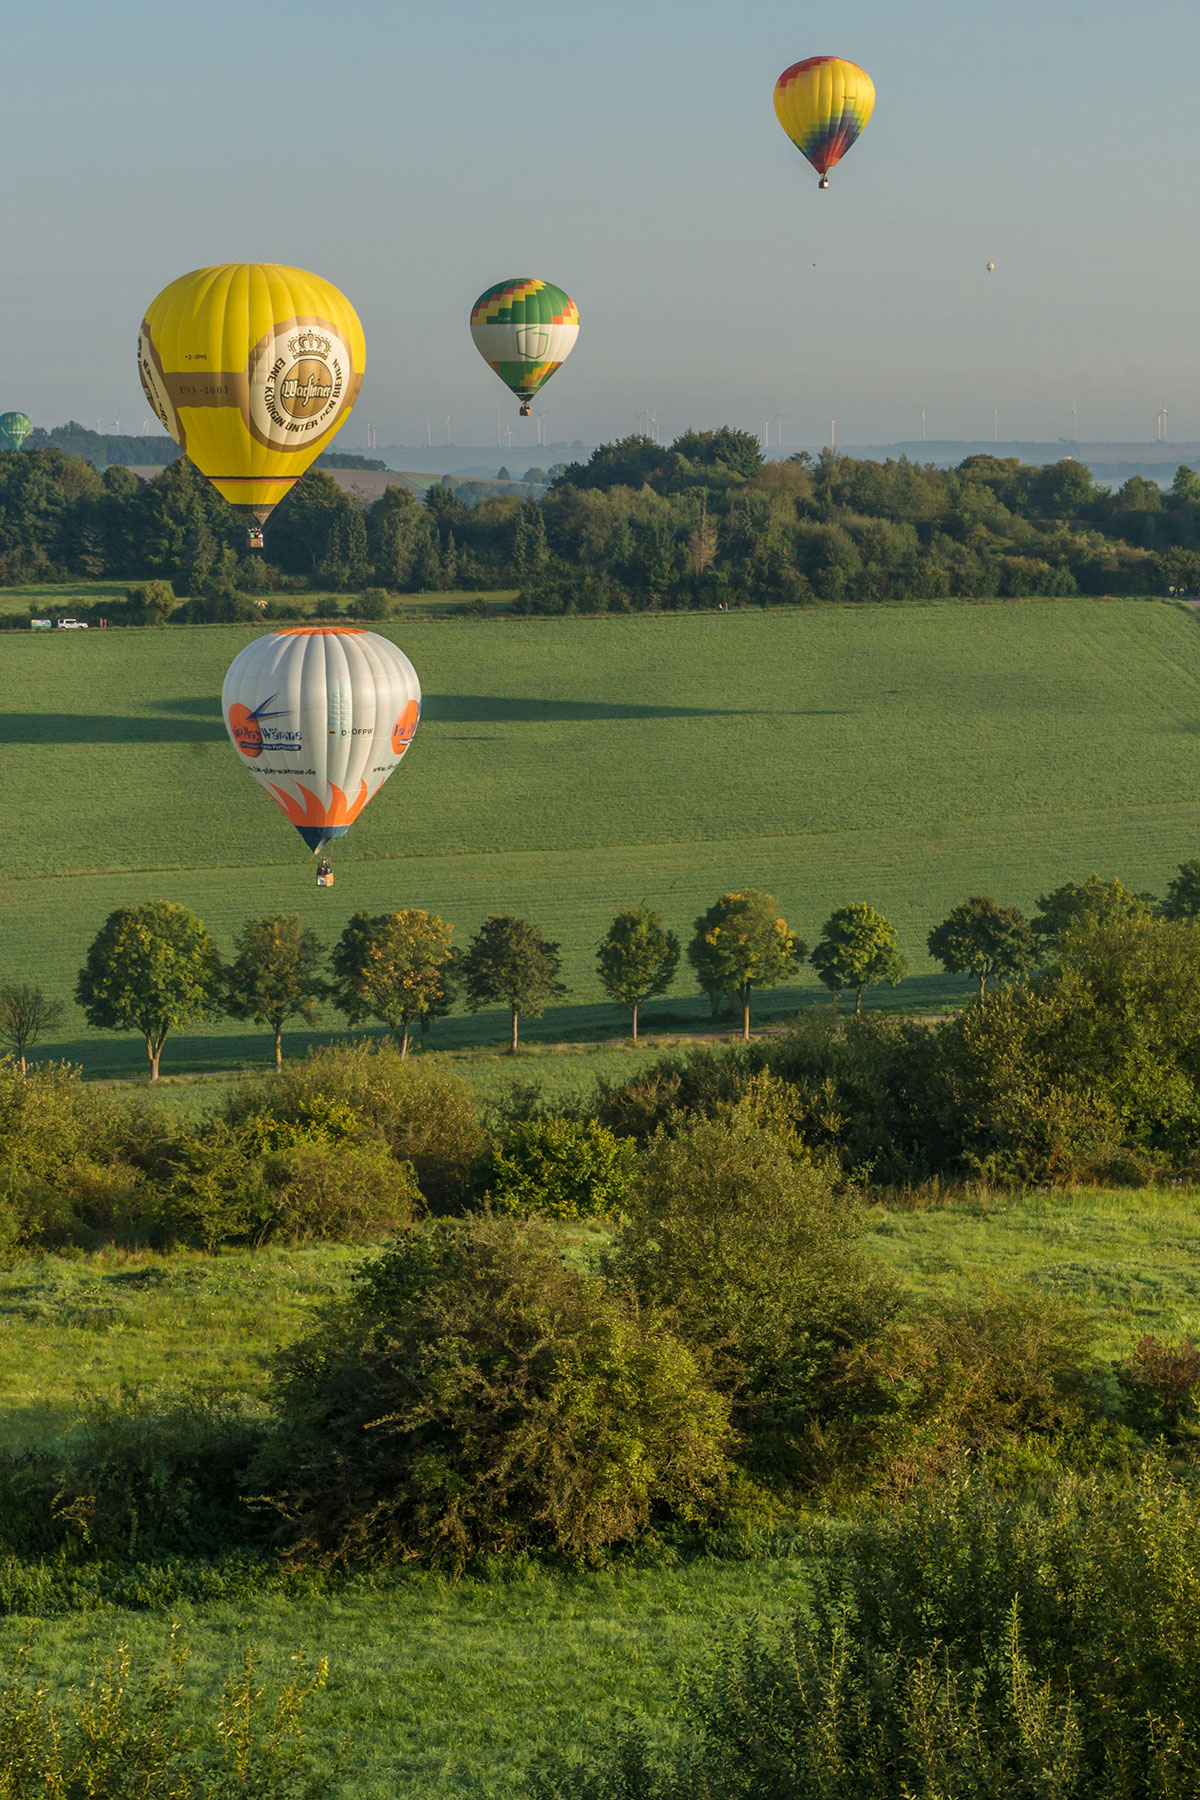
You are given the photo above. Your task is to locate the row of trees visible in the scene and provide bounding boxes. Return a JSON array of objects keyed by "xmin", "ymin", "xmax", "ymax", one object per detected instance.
[
  {"xmin": 7, "ymin": 864, "xmax": 1197, "ymax": 1079},
  {"xmin": 4, "ymin": 432, "xmax": 1200, "ymax": 605}
]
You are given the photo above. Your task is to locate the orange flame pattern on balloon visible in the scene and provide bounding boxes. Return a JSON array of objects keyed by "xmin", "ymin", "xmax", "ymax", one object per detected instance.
[{"xmin": 264, "ymin": 780, "xmax": 371, "ymax": 832}]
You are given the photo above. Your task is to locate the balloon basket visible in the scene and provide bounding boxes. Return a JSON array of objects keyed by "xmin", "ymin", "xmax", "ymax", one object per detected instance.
[{"xmin": 317, "ymin": 872, "xmax": 334, "ymax": 888}]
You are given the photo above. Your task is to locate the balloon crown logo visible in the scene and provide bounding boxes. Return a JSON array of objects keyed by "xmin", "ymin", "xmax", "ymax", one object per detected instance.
[{"xmin": 288, "ymin": 329, "xmax": 332, "ymax": 358}]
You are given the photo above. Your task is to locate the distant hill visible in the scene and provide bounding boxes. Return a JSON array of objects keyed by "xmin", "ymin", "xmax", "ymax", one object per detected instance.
[{"xmin": 836, "ymin": 440, "xmax": 1200, "ymax": 486}]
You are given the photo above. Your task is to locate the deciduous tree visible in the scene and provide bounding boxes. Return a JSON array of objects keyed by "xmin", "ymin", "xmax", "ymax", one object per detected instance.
[
  {"xmin": 687, "ymin": 890, "xmax": 801, "ymax": 1041},
  {"xmin": 927, "ymin": 895, "xmax": 1036, "ymax": 999},
  {"xmin": 461, "ymin": 915, "xmax": 564, "ymax": 1053},
  {"xmin": 1031, "ymin": 874, "xmax": 1155, "ymax": 949},
  {"xmin": 224, "ymin": 913, "xmax": 328, "ymax": 1071},
  {"xmin": 1162, "ymin": 858, "xmax": 1200, "ymax": 922},
  {"xmin": 811, "ymin": 904, "xmax": 907, "ymax": 1014},
  {"xmin": 597, "ymin": 906, "xmax": 680, "ymax": 1040},
  {"xmin": 0, "ymin": 982, "xmax": 64, "ymax": 1074},
  {"xmin": 75, "ymin": 901, "xmax": 222, "ymax": 1080},
  {"xmin": 331, "ymin": 910, "xmax": 456, "ymax": 1058}
]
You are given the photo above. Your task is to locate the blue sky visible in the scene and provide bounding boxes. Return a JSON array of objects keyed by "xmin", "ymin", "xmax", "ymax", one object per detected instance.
[{"xmin": 5, "ymin": 0, "xmax": 1199, "ymax": 451}]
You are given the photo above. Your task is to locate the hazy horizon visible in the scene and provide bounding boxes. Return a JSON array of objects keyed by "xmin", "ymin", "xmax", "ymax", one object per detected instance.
[{"xmin": 6, "ymin": 0, "xmax": 1197, "ymax": 453}]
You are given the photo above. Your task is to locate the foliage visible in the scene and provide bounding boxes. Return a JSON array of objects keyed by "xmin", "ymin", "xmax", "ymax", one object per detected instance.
[
  {"xmin": 686, "ymin": 890, "xmax": 801, "ymax": 1039},
  {"xmin": 0, "ymin": 1632, "xmax": 335, "ymax": 1798},
  {"xmin": 6, "ymin": 437, "xmax": 1200, "ymax": 604},
  {"xmin": 330, "ymin": 909, "xmax": 455, "ymax": 1056},
  {"xmin": 461, "ymin": 915, "xmax": 565, "ymax": 1052},
  {"xmin": 75, "ymin": 902, "xmax": 222, "ymax": 1079},
  {"xmin": 534, "ymin": 1465, "xmax": 1200, "ymax": 1800},
  {"xmin": 1030, "ymin": 872, "xmax": 1156, "ymax": 947},
  {"xmin": 825, "ymin": 1297, "xmax": 1099, "ymax": 1492},
  {"xmin": 1116, "ymin": 1333, "xmax": 1200, "ymax": 1438},
  {"xmin": 607, "ymin": 1115, "xmax": 898, "ymax": 1477},
  {"xmin": 810, "ymin": 904, "xmax": 908, "ymax": 1013},
  {"xmin": 1162, "ymin": 856, "xmax": 1200, "ymax": 921},
  {"xmin": 254, "ymin": 1213, "xmax": 732, "ymax": 1567},
  {"xmin": 0, "ymin": 983, "xmax": 64, "ymax": 1074},
  {"xmin": 221, "ymin": 1040, "xmax": 486, "ymax": 1211},
  {"xmin": 927, "ymin": 894, "xmax": 1037, "ymax": 998},
  {"xmin": 946, "ymin": 914, "xmax": 1200, "ymax": 1180},
  {"xmin": 479, "ymin": 1117, "xmax": 638, "ymax": 1219},
  {"xmin": 596, "ymin": 906, "xmax": 679, "ymax": 1038},
  {"xmin": 125, "ymin": 578, "xmax": 177, "ymax": 625},
  {"xmin": 223, "ymin": 914, "xmax": 328, "ymax": 1071}
]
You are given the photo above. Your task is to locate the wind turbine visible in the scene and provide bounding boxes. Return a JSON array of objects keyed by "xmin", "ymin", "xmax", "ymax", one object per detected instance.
[
  {"xmin": 1071, "ymin": 402, "xmax": 1078, "ymax": 444},
  {"xmin": 532, "ymin": 408, "xmax": 551, "ymax": 447},
  {"xmin": 1158, "ymin": 402, "xmax": 1169, "ymax": 444}
]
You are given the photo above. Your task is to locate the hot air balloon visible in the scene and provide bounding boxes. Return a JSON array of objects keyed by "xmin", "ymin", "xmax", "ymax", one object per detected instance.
[
  {"xmin": 986, "ymin": 262, "xmax": 996, "ymax": 274},
  {"xmin": 470, "ymin": 279, "xmax": 579, "ymax": 417},
  {"xmin": 774, "ymin": 56, "xmax": 875, "ymax": 189},
  {"xmin": 138, "ymin": 264, "xmax": 364, "ymax": 548},
  {"xmin": 0, "ymin": 412, "xmax": 32, "ymax": 452},
  {"xmin": 222, "ymin": 627, "xmax": 420, "ymax": 862}
]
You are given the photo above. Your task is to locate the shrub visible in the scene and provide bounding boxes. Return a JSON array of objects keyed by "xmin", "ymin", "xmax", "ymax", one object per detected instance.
[
  {"xmin": 0, "ymin": 1633, "xmax": 335, "ymax": 1798},
  {"xmin": 606, "ymin": 1115, "xmax": 898, "ymax": 1479},
  {"xmin": 259, "ymin": 1137, "xmax": 419, "ymax": 1241},
  {"xmin": 125, "ymin": 578, "xmax": 176, "ymax": 625},
  {"xmin": 1116, "ymin": 1332, "xmax": 1200, "ymax": 1438},
  {"xmin": 45, "ymin": 1387, "xmax": 267, "ymax": 1558},
  {"xmin": 596, "ymin": 1045, "xmax": 758, "ymax": 1142},
  {"xmin": 254, "ymin": 1213, "xmax": 731, "ymax": 1567},
  {"xmin": 823, "ymin": 1296, "xmax": 1099, "ymax": 1492},
  {"xmin": 223, "ymin": 1041, "xmax": 487, "ymax": 1210},
  {"xmin": 533, "ymin": 1465, "xmax": 1200, "ymax": 1800},
  {"xmin": 480, "ymin": 1118, "xmax": 637, "ymax": 1219},
  {"xmin": 348, "ymin": 585, "xmax": 394, "ymax": 619}
]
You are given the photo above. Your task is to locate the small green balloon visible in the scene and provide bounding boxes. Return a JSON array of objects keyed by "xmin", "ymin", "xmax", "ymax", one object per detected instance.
[{"xmin": 0, "ymin": 412, "xmax": 32, "ymax": 452}]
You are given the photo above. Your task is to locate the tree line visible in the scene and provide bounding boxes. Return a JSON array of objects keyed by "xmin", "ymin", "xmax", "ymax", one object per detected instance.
[
  {"xmin": 5, "ymin": 863, "xmax": 1200, "ymax": 1079},
  {"xmin": 4, "ymin": 430, "xmax": 1200, "ymax": 613}
]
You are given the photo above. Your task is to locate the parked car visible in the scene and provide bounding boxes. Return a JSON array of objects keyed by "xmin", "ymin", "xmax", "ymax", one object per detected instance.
[{"xmin": 55, "ymin": 618, "xmax": 88, "ymax": 629}]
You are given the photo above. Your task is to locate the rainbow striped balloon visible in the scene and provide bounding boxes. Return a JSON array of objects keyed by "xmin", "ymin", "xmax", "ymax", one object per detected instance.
[
  {"xmin": 470, "ymin": 278, "xmax": 579, "ymax": 417},
  {"xmin": 774, "ymin": 56, "xmax": 875, "ymax": 189}
]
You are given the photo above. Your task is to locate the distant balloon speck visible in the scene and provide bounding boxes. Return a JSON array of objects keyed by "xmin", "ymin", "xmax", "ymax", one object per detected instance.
[{"xmin": 986, "ymin": 261, "xmax": 996, "ymax": 273}]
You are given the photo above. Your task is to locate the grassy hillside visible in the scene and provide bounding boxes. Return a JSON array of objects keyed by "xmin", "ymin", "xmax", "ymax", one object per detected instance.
[
  {"xmin": 4, "ymin": 598, "xmax": 1200, "ymax": 1073},
  {"xmin": 5, "ymin": 1184, "xmax": 1199, "ymax": 1795}
]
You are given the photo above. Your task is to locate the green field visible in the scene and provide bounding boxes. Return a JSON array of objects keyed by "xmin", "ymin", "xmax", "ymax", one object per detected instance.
[
  {"xmin": 6, "ymin": 1183, "xmax": 1200, "ymax": 1795},
  {"xmin": 4, "ymin": 597, "xmax": 1200, "ymax": 1074}
]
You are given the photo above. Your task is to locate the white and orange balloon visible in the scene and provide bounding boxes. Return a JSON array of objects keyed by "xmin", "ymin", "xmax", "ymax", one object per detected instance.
[{"xmin": 222, "ymin": 628, "xmax": 420, "ymax": 853}]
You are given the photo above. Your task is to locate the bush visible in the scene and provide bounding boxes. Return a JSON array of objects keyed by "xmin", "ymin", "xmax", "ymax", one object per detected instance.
[
  {"xmin": 823, "ymin": 1296, "xmax": 1099, "ymax": 1492},
  {"xmin": 479, "ymin": 1117, "xmax": 637, "ymax": 1219},
  {"xmin": 1116, "ymin": 1332, "xmax": 1200, "ymax": 1438},
  {"xmin": 0, "ymin": 1634, "xmax": 335, "ymax": 1798},
  {"xmin": 223, "ymin": 1041, "xmax": 487, "ymax": 1210},
  {"xmin": 259, "ymin": 1137, "xmax": 419, "ymax": 1241},
  {"xmin": 43, "ymin": 1387, "xmax": 267, "ymax": 1558},
  {"xmin": 533, "ymin": 1465, "xmax": 1200, "ymax": 1800},
  {"xmin": 347, "ymin": 585, "xmax": 394, "ymax": 619},
  {"xmin": 254, "ymin": 1213, "xmax": 732, "ymax": 1567},
  {"xmin": 606, "ymin": 1115, "xmax": 898, "ymax": 1479},
  {"xmin": 0, "ymin": 1060, "xmax": 176, "ymax": 1247},
  {"xmin": 125, "ymin": 578, "xmax": 176, "ymax": 625}
]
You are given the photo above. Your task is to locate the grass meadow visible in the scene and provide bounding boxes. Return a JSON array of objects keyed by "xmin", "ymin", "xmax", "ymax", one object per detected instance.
[
  {"xmin": 5, "ymin": 1182, "xmax": 1200, "ymax": 1794},
  {"xmin": 5, "ymin": 596, "xmax": 1200, "ymax": 1074}
]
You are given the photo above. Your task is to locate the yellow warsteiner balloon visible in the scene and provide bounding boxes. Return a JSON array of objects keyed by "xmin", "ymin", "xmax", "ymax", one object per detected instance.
[{"xmin": 137, "ymin": 264, "xmax": 365, "ymax": 540}]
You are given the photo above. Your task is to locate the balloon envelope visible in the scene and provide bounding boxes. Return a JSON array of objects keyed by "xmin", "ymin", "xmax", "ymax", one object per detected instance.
[
  {"xmin": 774, "ymin": 56, "xmax": 875, "ymax": 182},
  {"xmin": 470, "ymin": 279, "xmax": 579, "ymax": 414},
  {"xmin": 222, "ymin": 628, "xmax": 420, "ymax": 852},
  {"xmin": 138, "ymin": 264, "xmax": 365, "ymax": 525},
  {"xmin": 0, "ymin": 412, "xmax": 32, "ymax": 452}
]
